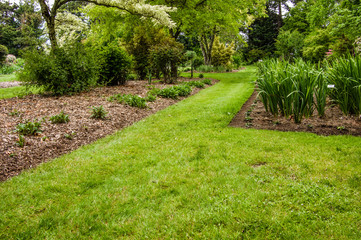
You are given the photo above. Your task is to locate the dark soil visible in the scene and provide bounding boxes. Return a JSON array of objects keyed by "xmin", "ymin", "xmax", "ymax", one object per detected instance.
[
  {"xmin": 230, "ymin": 89, "xmax": 361, "ymax": 137},
  {"xmin": 0, "ymin": 78, "xmax": 217, "ymax": 181}
]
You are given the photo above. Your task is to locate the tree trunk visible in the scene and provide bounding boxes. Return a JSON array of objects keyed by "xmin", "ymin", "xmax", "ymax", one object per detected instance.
[
  {"xmin": 199, "ymin": 27, "xmax": 217, "ymax": 65},
  {"xmin": 38, "ymin": 0, "xmax": 58, "ymax": 50},
  {"xmin": 47, "ymin": 17, "xmax": 58, "ymax": 50},
  {"xmin": 190, "ymin": 59, "xmax": 193, "ymax": 78},
  {"xmin": 277, "ymin": 0, "xmax": 282, "ymax": 30}
]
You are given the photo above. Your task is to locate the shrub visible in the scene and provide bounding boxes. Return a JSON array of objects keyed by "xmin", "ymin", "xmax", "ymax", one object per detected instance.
[
  {"xmin": 98, "ymin": 42, "xmax": 132, "ymax": 86},
  {"xmin": 18, "ymin": 43, "xmax": 99, "ymax": 95},
  {"xmin": 193, "ymin": 56, "xmax": 204, "ymax": 69},
  {"xmin": 128, "ymin": 33, "xmax": 151, "ymax": 80},
  {"xmin": 149, "ymin": 37, "xmax": 184, "ymax": 83},
  {"xmin": 202, "ymin": 79, "xmax": 212, "ymax": 85},
  {"xmin": 247, "ymin": 49, "xmax": 266, "ymax": 63},
  {"xmin": 232, "ymin": 54, "xmax": 242, "ymax": 69},
  {"xmin": 90, "ymin": 106, "xmax": 107, "ymax": 119},
  {"xmin": 303, "ymin": 29, "xmax": 330, "ymax": 62},
  {"xmin": 108, "ymin": 94, "xmax": 147, "ymax": 108},
  {"xmin": 15, "ymin": 120, "xmax": 42, "ymax": 135},
  {"xmin": 211, "ymin": 36, "xmax": 235, "ymax": 67},
  {"xmin": 198, "ymin": 73, "xmax": 204, "ymax": 78},
  {"xmin": 49, "ymin": 111, "xmax": 70, "ymax": 124},
  {"xmin": 127, "ymin": 74, "xmax": 136, "ymax": 81},
  {"xmin": 327, "ymin": 55, "xmax": 361, "ymax": 115},
  {"xmin": 0, "ymin": 45, "xmax": 8, "ymax": 64}
]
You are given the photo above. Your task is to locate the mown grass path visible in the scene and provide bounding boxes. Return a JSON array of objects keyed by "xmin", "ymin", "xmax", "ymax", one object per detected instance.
[{"xmin": 1, "ymin": 67, "xmax": 361, "ymax": 239}]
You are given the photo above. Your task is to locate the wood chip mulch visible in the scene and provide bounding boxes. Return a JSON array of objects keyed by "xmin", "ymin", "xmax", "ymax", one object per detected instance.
[
  {"xmin": 230, "ymin": 89, "xmax": 361, "ymax": 137},
  {"xmin": 0, "ymin": 78, "xmax": 217, "ymax": 181}
]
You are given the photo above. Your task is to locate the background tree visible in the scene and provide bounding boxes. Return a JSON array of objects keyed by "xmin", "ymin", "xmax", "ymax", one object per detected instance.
[
  {"xmin": 152, "ymin": 0, "xmax": 267, "ymax": 65},
  {"xmin": 243, "ymin": 3, "xmax": 279, "ymax": 63},
  {"xmin": 0, "ymin": 0, "xmax": 43, "ymax": 55}
]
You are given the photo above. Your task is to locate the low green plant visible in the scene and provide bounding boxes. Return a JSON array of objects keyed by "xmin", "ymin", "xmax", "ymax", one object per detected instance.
[
  {"xmin": 147, "ymin": 87, "xmax": 161, "ymax": 96},
  {"xmin": 183, "ymin": 81, "xmax": 205, "ymax": 89},
  {"xmin": 90, "ymin": 106, "xmax": 107, "ymax": 119},
  {"xmin": 49, "ymin": 111, "xmax": 70, "ymax": 124},
  {"xmin": 213, "ymin": 65, "xmax": 227, "ymax": 72},
  {"xmin": 0, "ymin": 65, "xmax": 19, "ymax": 74},
  {"xmin": 15, "ymin": 120, "xmax": 42, "ymax": 135},
  {"xmin": 197, "ymin": 65, "xmax": 213, "ymax": 73},
  {"xmin": 202, "ymin": 79, "xmax": 212, "ymax": 85},
  {"xmin": 108, "ymin": 94, "xmax": 147, "ymax": 108},
  {"xmin": 9, "ymin": 109, "xmax": 20, "ymax": 117},
  {"xmin": 157, "ymin": 85, "xmax": 192, "ymax": 99},
  {"xmin": 198, "ymin": 73, "xmax": 204, "ymax": 78},
  {"xmin": 64, "ymin": 132, "xmax": 76, "ymax": 140},
  {"xmin": 16, "ymin": 135, "xmax": 25, "ymax": 147},
  {"xmin": 158, "ymin": 87, "xmax": 179, "ymax": 99},
  {"xmin": 337, "ymin": 126, "xmax": 346, "ymax": 130},
  {"xmin": 145, "ymin": 94, "xmax": 157, "ymax": 102},
  {"xmin": 174, "ymin": 85, "xmax": 192, "ymax": 97}
]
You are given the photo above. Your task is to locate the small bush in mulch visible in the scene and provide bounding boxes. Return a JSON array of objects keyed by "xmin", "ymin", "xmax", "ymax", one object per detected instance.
[
  {"xmin": 49, "ymin": 111, "xmax": 69, "ymax": 124},
  {"xmin": 108, "ymin": 94, "xmax": 147, "ymax": 108},
  {"xmin": 90, "ymin": 106, "xmax": 108, "ymax": 119},
  {"xmin": 183, "ymin": 81, "xmax": 205, "ymax": 89},
  {"xmin": 15, "ymin": 120, "xmax": 42, "ymax": 135}
]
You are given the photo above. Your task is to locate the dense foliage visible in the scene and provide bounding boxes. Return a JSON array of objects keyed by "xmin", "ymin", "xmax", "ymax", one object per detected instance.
[
  {"xmin": 257, "ymin": 59, "xmax": 327, "ymax": 123},
  {"xmin": 0, "ymin": 45, "xmax": 8, "ymax": 64},
  {"xmin": 257, "ymin": 55, "xmax": 361, "ymax": 122},
  {"xmin": 97, "ymin": 42, "xmax": 133, "ymax": 86},
  {"xmin": 211, "ymin": 37, "xmax": 235, "ymax": 67},
  {"xmin": 0, "ymin": 0, "xmax": 43, "ymax": 55},
  {"xmin": 327, "ymin": 55, "xmax": 361, "ymax": 115},
  {"xmin": 149, "ymin": 37, "xmax": 184, "ymax": 83},
  {"xmin": 18, "ymin": 43, "xmax": 98, "ymax": 95}
]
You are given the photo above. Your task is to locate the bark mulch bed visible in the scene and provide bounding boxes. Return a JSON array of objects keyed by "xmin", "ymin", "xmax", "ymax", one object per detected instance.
[
  {"xmin": 230, "ymin": 89, "xmax": 361, "ymax": 137},
  {"xmin": 0, "ymin": 78, "xmax": 216, "ymax": 181}
]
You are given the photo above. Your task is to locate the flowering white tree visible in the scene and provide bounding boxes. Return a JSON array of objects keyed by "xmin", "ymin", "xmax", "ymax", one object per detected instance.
[{"xmin": 37, "ymin": 0, "xmax": 176, "ymax": 50}]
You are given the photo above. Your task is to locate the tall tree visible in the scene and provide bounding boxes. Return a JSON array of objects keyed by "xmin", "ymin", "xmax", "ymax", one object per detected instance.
[
  {"xmin": 152, "ymin": 0, "xmax": 267, "ymax": 65},
  {"xmin": 0, "ymin": 0, "xmax": 43, "ymax": 55}
]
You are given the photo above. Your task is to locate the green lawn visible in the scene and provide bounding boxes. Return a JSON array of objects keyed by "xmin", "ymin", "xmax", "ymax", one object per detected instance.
[
  {"xmin": 0, "ymin": 85, "xmax": 42, "ymax": 99},
  {"xmin": 1, "ymin": 67, "xmax": 360, "ymax": 239},
  {"xmin": 0, "ymin": 73, "xmax": 17, "ymax": 82}
]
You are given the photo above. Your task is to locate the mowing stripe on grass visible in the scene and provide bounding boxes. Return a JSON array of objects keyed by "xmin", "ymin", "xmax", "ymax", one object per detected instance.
[{"xmin": 1, "ymin": 67, "xmax": 361, "ymax": 239}]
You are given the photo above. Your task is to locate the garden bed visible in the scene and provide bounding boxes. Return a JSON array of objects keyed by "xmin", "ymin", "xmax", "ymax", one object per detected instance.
[
  {"xmin": 230, "ymin": 90, "xmax": 361, "ymax": 137},
  {"xmin": 0, "ymin": 78, "xmax": 216, "ymax": 181}
]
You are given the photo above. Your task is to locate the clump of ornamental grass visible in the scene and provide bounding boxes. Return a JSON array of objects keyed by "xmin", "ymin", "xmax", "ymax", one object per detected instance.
[
  {"xmin": 257, "ymin": 58, "xmax": 327, "ymax": 123},
  {"xmin": 326, "ymin": 55, "xmax": 361, "ymax": 115}
]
